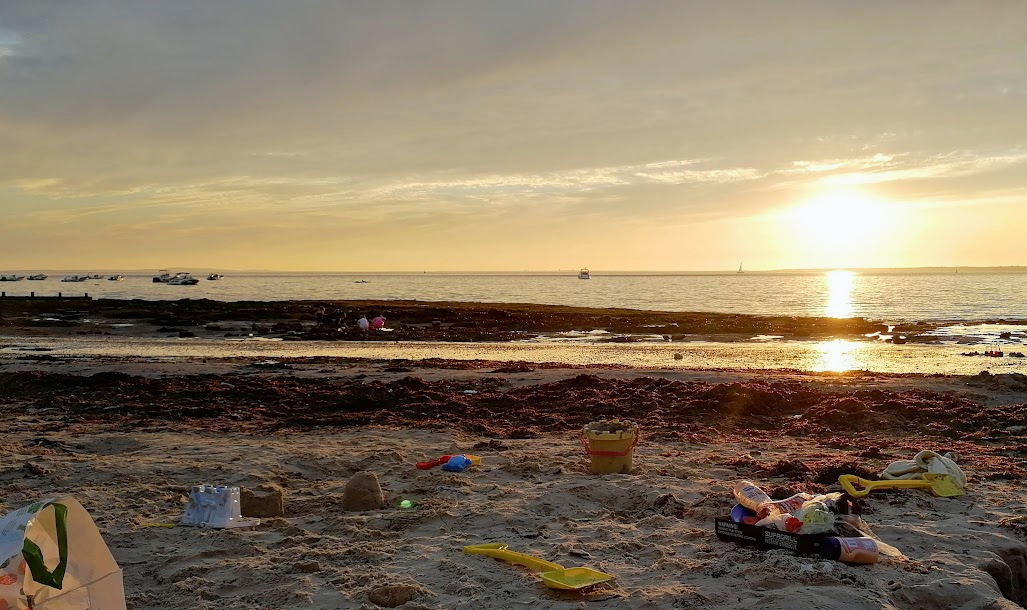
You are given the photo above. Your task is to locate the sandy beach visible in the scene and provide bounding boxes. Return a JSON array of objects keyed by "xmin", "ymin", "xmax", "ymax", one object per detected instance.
[{"xmin": 2, "ymin": 352, "xmax": 1026, "ymax": 609}]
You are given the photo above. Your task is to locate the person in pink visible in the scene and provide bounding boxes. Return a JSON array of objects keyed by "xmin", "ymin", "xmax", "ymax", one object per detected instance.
[{"xmin": 371, "ymin": 315, "xmax": 386, "ymax": 330}]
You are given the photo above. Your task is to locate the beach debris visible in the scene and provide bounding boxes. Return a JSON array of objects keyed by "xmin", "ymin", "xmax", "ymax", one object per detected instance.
[
  {"xmin": 581, "ymin": 419, "xmax": 638, "ymax": 474},
  {"xmin": 0, "ymin": 496, "xmax": 126, "ymax": 609},
  {"xmin": 673, "ymin": 352, "xmax": 683, "ymax": 360},
  {"xmin": 462, "ymin": 389, "xmax": 478, "ymax": 395},
  {"xmin": 878, "ymin": 450, "xmax": 967, "ymax": 488},
  {"xmin": 464, "ymin": 543, "xmax": 614, "ymax": 591},
  {"xmin": 23, "ymin": 460, "xmax": 53, "ymax": 477},
  {"xmin": 368, "ymin": 584, "xmax": 415, "ymax": 607},
  {"xmin": 472, "ymin": 439, "xmax": 509, "ymax": 451},
  {"xmin": 342, "ymin": 471, "xmax": 386, "ymax": 511},
  {"xmin": 240, "ymin": 484, "xmax": 285, "ymax": 518},
  {"xmin": 180, "ymin": 485, "xmax": 260, "ymax": 528}
]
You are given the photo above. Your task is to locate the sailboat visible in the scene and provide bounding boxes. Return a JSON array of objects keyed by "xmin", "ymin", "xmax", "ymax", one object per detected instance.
[{"xmin": 737, "ymin": 263, "xmax": 744, "ymax": 274}]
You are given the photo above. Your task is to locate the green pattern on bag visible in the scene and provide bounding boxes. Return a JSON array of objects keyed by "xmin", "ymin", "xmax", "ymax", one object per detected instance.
[{"xmin": 20, "ymin": 503, "xmax": 69, "ymax": 590}]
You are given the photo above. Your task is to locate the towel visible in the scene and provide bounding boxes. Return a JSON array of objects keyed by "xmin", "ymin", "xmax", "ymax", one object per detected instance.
[{"xmin": 879, "ymin": 450, "xmax": 966, "ymax": 489}]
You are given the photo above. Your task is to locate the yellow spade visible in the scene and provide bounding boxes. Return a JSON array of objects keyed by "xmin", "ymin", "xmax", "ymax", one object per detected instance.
[
  {"xmin": 839, "ymin": 473, "xmax": 965, "ymax": 498},
  {"xmin": 463, "ymin": 543, "xmax": 614, "ymax": 591}
]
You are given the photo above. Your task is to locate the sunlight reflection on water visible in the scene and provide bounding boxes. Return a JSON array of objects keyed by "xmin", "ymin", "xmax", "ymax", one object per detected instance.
[
  {"xmin": 825, "ymin": 270, "xmax": 855, "ymax": 318},
  {"xmin": 813, "ymin": 339, "xmax": 859, "ymax": 372}
]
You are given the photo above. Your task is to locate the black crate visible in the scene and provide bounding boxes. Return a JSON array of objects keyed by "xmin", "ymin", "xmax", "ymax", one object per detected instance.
[{"xmin": 715, "ymin": 518, "xmax": 828, "ymax": 554}]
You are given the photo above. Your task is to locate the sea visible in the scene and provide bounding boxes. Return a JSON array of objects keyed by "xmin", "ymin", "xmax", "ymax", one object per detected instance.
[{"xmin": 3, "ymin": 269, "xmax": 1026, "ymax": 322}]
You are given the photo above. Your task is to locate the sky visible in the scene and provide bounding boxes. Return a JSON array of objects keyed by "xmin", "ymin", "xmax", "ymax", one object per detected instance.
[{"xmin": 1, "ymin": 1, "xmax": 1025, "ymax": 272}]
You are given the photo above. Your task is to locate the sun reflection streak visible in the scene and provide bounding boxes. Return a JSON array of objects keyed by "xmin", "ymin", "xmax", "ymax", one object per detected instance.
[
  {"xmin": 814, "ymin": 339, "xmax": 859, "ymax": 372},
  {"xmin": 825, "ymin": 270, "xmax": 855, "ymax": 318}
]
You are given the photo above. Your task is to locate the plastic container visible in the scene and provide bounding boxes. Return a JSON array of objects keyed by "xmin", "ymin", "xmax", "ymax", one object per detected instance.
[
  {"xmin": 758, "ymin": 493, "xmax": 813, "ymax": 518},
  {"xmin": 730, "ymin": 504, "xmax": 758, "ymax": 525},
  {"xmin": 581, "ymin": 420, "xmax": 638, "ymax": 474},
  {"xmin": 732, "ymin": 481, "xmax": 772, "ymax": 512},
  {"xmin": 818, "ymin": 537, "xmax": 880, "ymax": 564}
]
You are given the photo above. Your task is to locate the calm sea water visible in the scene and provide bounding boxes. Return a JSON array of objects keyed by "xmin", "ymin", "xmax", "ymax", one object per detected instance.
[{"xmin": 3, "ymin": 271, "xmax": 1026, "ymax": 322}]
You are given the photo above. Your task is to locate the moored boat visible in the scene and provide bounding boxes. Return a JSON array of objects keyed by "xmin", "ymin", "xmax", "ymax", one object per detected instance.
[
  {"xmin": 0, "ymin": 275, "xmax": 25, "ymax": 282},
  {"xmin": 61, "ymin": 275, "xmax": 89, "ymax": 282},
  {"xmin": 153, "ymin": 270, "xmax": 172, "ymax": 283},
  {"xmin": 28, "ymin": 274, "xmax": 48, "ymax": 280},
  {"xmin": 167, "ymin": 273, "xmax": 200, "ymax": 285},
  {"xmin": 207, "ymin": 273, "xmax": 224, "ymax": 280},
  {"xmin": 578, "ymin": 268, "xmax": 591, "ymax": 280},
  {"xmin": 108, "ymin": 275, "xmax": 124, "ymax": 281}
]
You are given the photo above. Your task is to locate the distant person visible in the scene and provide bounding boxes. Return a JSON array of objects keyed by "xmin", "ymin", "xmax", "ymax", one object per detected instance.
[
  {"xmin": 371, "ymin": 315, "xmax": 386, "ymax": 330},
  {"xmin": 357, "ymin": 315, "xmax": 369, "ymax": 331}
]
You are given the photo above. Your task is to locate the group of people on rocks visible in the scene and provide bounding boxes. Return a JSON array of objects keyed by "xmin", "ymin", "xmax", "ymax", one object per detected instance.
[{"xmin": 314, "ymin": 307, "xmax": 386, "ymax": 331}]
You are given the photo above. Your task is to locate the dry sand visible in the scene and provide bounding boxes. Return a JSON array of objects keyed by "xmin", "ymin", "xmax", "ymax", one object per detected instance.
[{"xmin": 1, "ymin": 358, "xmax": 1026, "ymax": 609}]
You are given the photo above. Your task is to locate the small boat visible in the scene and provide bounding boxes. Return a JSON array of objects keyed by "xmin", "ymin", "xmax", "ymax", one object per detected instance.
[
  {"xmin": 207, "ymin": 273, "xmax": 224, "ymax": 281},
  {"xmin": 61, "ymin": 275, "xmax": 89, "ymax": 282},
  {"xmin": 167, "ymin": 273, "xmax": 199, "ymax": 285},
  {"xmin": 578, "ymin": 268, "xmax": 590, "ymax": 280},
  {"xmin": 0, "ymin": 275, "xmax": 25, "ymax": 282},
  {"xmin": 88, "ymin": 274, "xmax": 103, "ymax": 280},
  {"xmin": 107, "ymin": 275, "xmax": 124, "ymax": 281},
  {"xmin": 28, "ymin": 274, "xmax": 48, "ymax": 280},
  {"xmin": 737, "ymin": 263, "xmax": 744, "ymax": 274},
  {"xmin": 354, "ymin": 280, "xmax": 370, "ymax": 284},
  {"xmin": 152, "ymin": 270, "xmax": 172, "ymax": 283}
]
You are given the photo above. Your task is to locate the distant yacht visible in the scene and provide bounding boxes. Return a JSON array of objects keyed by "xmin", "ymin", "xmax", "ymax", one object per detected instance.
[
  {"xmin": 207, "ymin": 273, "xmax": 224, "ymax": 281},
  {"xmin": 107, "ymin": 275, "xmax": 124, "ymax": 281},
  {"xmin": 0, "ymin": 274, "xmax": 25, "ymax": 282},
  {"xmin": 578, "ymin": 268, "xmax": 591, "ymax": 280},
  {"xmin": 28, "ymin": 274, "xmax": 48, "ymax": 280},
  {"xmin": 61, "ymin": 275, "xmax": 89, "ymax": 282},
  {"xmin": 737, "ymin": 263, "xmax": 744, "ymax": 274},
  {"xmin": 153, "ymin": 270, "xmax": 172, "ymax": 283},
  {"xmin": 167, "ymin": 273, "xmax": 199, "ymax": 285}
]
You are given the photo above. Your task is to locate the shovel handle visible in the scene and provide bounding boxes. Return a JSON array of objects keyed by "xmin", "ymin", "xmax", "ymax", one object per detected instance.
[
  {"xmin": 464, "ymin": 544, "xmax": 564, "ymax": 573},
  {"xmin": 838, "ymin": 474, "xmax": 932, "ymax": 497}
]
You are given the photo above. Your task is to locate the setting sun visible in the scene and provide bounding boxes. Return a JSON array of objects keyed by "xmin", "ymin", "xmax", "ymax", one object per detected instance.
[{"xmin": 774, "ymin": 188, "xmax": 905, "ymax": 268}]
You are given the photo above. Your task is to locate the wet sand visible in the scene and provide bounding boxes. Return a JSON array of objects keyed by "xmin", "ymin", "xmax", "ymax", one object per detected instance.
[{"xmin": 1, "ymin": 356, "xmax": 1026, "ymax": 608}]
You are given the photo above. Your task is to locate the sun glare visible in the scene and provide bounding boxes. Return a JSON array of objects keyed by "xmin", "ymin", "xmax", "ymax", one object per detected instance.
[{"xmin": 777, "ymin": 188, "xmax": 900, "ymax": 268}]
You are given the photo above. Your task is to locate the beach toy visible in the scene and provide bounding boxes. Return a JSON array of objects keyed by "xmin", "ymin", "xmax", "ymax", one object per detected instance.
[
  {"xmin": 463, "ymin": 543, "xmax": 614, "ymax": 591},
  {"xmin": 442, "ymin": 455, "xmax": 472, "ymax": 472},
  {"xmin": 838, "ymin": 474, "xmax": 964, "ymax": 498},
  {"xmin": 580, "ymin": 420, "xmax": 638, "ymax": 474},
  {"xmin": 180, "ymin": 485, "xmax": 260, "ymax": 528},
  {"xmin": 417, "ymin": 453, "xmax": 481, "ymax": 470}
]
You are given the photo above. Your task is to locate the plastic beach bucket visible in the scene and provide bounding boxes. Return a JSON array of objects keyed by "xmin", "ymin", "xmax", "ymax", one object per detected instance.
[{"xmin": 581, "ymin": 420, "xmax": 639, "ymax": 474}]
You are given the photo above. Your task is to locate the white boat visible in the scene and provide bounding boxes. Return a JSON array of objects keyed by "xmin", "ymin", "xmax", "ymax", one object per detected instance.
[
  {"xmin": 152, "ymin": 270, "xmax": 172, "ymax": 283},
  {"xmin": 737, "ymin": 263, "xmax": 744, "ymax": 274},
  {"xmin": 0, "ymin": 275, "xmax": 25, "ymax": 282},
  {"xmin": 207, "ymin": 273, "xmax": 224, "ymax": 280},
  {"xmin": 28, "ymin": 274, "xmax": 48, "ymax": 280},
  {"xmin": 578, "ymin": 268, "xmax": 591, "ymax": 280},
  {"xmin": 107, "ymin": 275, "xmax": 124, "ymax": 281},
  {"xmin": 167, "ymin": 273, "xmax": 199, "ymax": 285},
  {"xmin": 61, "ymin": 275, "xmax": 88, "ymax": 282}
]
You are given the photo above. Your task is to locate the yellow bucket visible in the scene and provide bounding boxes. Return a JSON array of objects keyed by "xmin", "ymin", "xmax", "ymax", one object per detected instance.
[{"xmin": 581, "ymin": 420, "xmax": 638, "ymax": 474}]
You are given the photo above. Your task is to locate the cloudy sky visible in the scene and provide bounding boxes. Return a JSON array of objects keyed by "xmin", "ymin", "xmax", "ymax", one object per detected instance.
[{"xmin": 1, "ymin": 1, "xmax": 1025, "ymax": 271}]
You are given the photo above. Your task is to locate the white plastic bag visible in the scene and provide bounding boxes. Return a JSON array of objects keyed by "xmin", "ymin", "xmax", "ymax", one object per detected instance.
[{"xmin": 0, "ymin": 497, "xmax": 125, "ymax": 610}]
